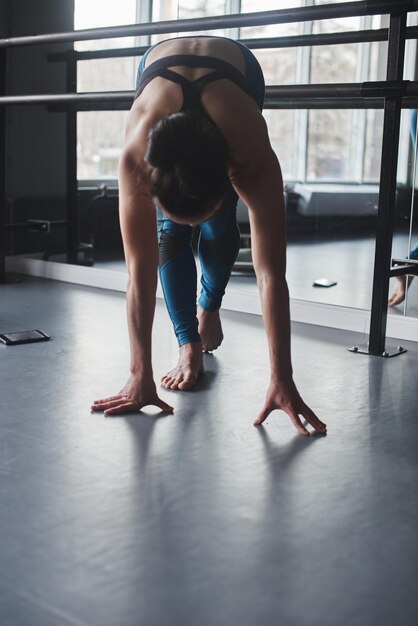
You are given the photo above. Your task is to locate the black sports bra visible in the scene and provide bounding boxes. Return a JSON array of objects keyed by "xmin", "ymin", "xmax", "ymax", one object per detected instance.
[{"xmin": 134, "ymin": 54, "xmax": 253, "ymax": 112}]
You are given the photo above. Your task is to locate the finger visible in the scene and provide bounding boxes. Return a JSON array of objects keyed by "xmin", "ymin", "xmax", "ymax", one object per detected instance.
[
  {"xmin": 286, "ymin": 408, "xmax": 310, "ymax": 436},
  {"xmin": 303, "ymin": 405, "xmax": 327, "ymax": 434},
  {"xmin": 91, "ymin": 396, "xmax": 128, "ymax": 411},
  {"xmin": 253, "ymin": 405, "xmax": 272, "ymax": 426},
  {"xmin": 155, "ymin": 398, "xmax": 174, "ymax": 413},
  {"xmin": 104, "ymin": 401, "xmax": 139, "ymax": 416},
  {"xmin": 91, "ymin": 394, "xmax": 122, "ymax": 408}
]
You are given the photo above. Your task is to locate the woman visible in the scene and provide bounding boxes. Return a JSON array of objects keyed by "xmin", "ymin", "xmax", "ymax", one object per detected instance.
[
  {"xmin": 389, "ymin": 108, "xmax": 418, "ymax": 306},
  {"xmin": 91, "ymin": 36, "xmax": 326, "ymax": 436}
]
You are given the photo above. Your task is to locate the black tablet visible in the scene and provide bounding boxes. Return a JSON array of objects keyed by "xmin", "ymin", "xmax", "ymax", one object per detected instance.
[{"xmin": 0, "ymin": 330, "xmax": 50, "ymax": 345}]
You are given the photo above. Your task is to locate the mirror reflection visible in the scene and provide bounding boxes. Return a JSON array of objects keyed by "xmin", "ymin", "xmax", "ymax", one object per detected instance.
[
  {"xmin": 390, "ymin": 109, "xmax": 418, "ymax": 318},
  {"xmin": 22, "ymin": 0, "xmax": 418, "ymax": 318}
]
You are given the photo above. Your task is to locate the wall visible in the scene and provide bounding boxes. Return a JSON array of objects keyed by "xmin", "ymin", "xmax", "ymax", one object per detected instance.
[
  {"xmin": 0, "ymin": 1, "xmax": 9, "ymax": 36},
  {"xmin": 4, "ymin": 0, "xmax": 74, "ymax": 253}
]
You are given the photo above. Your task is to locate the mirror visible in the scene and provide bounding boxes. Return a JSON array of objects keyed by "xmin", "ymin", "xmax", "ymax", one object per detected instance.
[{"xmin": 22, "ymin": 1, "xmax": 418, "ymax": 322}]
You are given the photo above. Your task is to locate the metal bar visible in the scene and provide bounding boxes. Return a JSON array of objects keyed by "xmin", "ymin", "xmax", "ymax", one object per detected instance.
[
  {"xmin": 368, "ymin": 11, "xmax": 407, "ymax": 355},
  {"xmin": 253, "ymin": 23, "xmax": 418, "ymax": 48},
  {"xmin": 392, "ymin": 257, "xmax": 418, "ymax": 264},
  {"xmin": 48, "ymin": 47, "xmax": 149, "ymax": 62},
  {"xmin": 65, "ymin": 99, "xmax": 383, "ymax": 111},
  {"xmin": 50, "ymin": 98, "xmax": 388, "ymax": 111},
  {"xmin": 0, "ymin": 91, "xmax": 134, "ymax": 105},
  {"xmin": 50, "ymin": 96, "xmax": 418, "ymax": 111},
  {"xmin": 0, "ymin": 80, "xmax": 417, "ymax": 107},
  {"xmin": 4, "ymin": 220, "xmax": 66, "ymax": 232},
  {"xmin": 0, "ymin": 1, "xmax": 416, "ymax": 49},
  {"xmin": 49, "ymin": 31, "xmax": 389, "ymax": 63},
  {"xmin": 389, "ymin": 264, "xmax": 418, "ymax": 276},
  {"xmin": 65, "ymin": 52, "xmax": 78, "ymax": 264},
  {"xmin": 47, "ymin": 24, "xmax": 418, "ymax": 63},
  {"xmin": 268, "ymin": 98, "xmax": 385, "ymax": 109},
  {"xmin": 0, "ymin": 48, "xmax": 6, "ymax": 284}
]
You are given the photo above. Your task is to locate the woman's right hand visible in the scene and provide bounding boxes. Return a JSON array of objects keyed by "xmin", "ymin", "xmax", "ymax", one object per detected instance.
[{"xmin": 91, "ymin": 374, "xmax": 174, "ymax": 416}]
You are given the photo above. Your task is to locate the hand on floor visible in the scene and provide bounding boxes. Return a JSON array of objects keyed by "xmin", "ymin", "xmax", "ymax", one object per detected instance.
[
  {"xmin": 91, "ymin": 374, "xmax": 173, "ymax": 416},
  {"xmin": 254, "ymin": 377, "xmax": 326, "ymax": 436}
]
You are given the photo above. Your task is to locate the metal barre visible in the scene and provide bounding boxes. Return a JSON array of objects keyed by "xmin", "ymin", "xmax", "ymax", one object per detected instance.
[
  {"xmin": 1, "ymin": 81, "xmax": 417, "ymax": 107},
  {"xmin": 0, "ymin": 0, "xmax": 417, "ymax": 48},
  {"xmin": 47, "ymin": 26, "xmax": 418, "ymax": 63},
  {"xmin": 51, "ymin": 98, "xmax": 418, "ymax": 111}
]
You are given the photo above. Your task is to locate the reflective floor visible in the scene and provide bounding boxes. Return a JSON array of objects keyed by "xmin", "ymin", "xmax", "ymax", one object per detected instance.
[{"xmin": 1, "ymin": 276, "xmax": 417, "ymax": 626}]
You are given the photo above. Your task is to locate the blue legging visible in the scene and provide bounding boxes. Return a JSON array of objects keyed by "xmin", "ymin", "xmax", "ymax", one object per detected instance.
[
  {"xmin": 157, "ymin": 186, "xmax": 241, "ymax": 345},
  {"xmin": 136, "ymin": 37, "xmax": 265, "ymax": 346}
]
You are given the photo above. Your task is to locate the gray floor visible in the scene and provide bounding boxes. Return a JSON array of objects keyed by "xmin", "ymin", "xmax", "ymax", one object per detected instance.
[{"xmin": 1, "ymin": 276, "xmax": 417, "ymax": 626}]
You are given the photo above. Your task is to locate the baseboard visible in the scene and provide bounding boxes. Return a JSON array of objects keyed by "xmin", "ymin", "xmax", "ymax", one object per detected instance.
[{"xmin": 6, "ymin": 255, "xmax": 418, "ymax": 343}]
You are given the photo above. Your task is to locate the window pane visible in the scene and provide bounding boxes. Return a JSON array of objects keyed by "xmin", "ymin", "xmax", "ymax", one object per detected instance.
[
  {"xmin": 74, "ymin": 0, "xmax": 138, "ymax": 179},
  {"xmin": 239, "ymin": 1, "xmax": 302, "ymax": 179},
  {"xmin": 77, "ymin": 111, "xmax": 129, "ymax": 180},
  {"xmin": 253, "ymin": 47, "xmax": 299, "ymax": 85},
  {"xmin": 240, "ymin": 0, "xmax": 302, "ymax": 39},
  {"xmin": 307, "ymin": 110, "xmax": 357, "ymax": 181},
  {"xmin": 152, "ymin": 0, "xmax": 230, "ymax": 41},
  {"xmin": 265, "ymin": 110, "xmax": 296, "ymax": 180},
  {"xmin": 75, "ymin": 0, "xmax": 138, "ymax": 93},
  {"xmin": 311, "ymin": 14, "xmax": 361, "ymax": 84},
  {"xmin": 74, "ymin": 0, "xmax": 137, "ymax": 51},
  {"xmin": 77, "ymin": 57, "xmax": 139, "ymax": 93},
  {"xmin": 179, "ymin": 0, "xmax": 225, "ymax": 19},
  {"xmin": 363, "ymin": 109, "xmax": 383, "ymax": 182},
  {"xmin": 239, "ymin": 0, "xmax": 302, "ymax": 84},
  {"xmin": 308, "ymin": 10, "xmax": 363, "ymax": 181}
]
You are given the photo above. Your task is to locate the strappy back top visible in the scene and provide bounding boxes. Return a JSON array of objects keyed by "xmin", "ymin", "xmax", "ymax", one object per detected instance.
[{"xmin": 134, "ymin": 54, "xmax": 253, "ymax": 112}]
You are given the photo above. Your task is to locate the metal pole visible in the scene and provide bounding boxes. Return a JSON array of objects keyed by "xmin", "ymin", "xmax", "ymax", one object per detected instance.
[
  {"xmin": 0, "ymin": 1, "xmax": 415, "ymax": 49},
  {"xmin": 46, "ymin": 24, "xmax": 418, "ymax": 63},
  {"xmin": 0, "ymin": 80, "xmax": 416, "ymax": 107},
  {"xmin": 65, "ymin": 51, "xmax": 78, "ymax": 264},
  {"xmin": 368, "ymin": 10, "xmax": 407, "ymax": 355},
  {"xmin": 0, "ymin": 48, "xmax": 6, "ymax": 283}
]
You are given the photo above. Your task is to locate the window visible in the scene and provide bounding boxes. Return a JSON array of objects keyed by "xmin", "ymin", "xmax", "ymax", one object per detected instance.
[
  {"xmin": 74, "ymin": 0, "xmax": 416, "ymax": 184},
  {"xmin": 75, "ymin": 0, "xmax": 139, "ymax": 180},
  {"xmin": 152, "ymin": 0, "xmax": 230, "ymax": 41},
  {"xmin": 75, "ymin": 0, "xmax": 234, "ymax": 180}
]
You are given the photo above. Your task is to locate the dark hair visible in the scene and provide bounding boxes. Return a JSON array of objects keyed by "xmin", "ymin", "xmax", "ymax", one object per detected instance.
[{"xmin": 145, "ymin": 112, "xmax": 229, "ymax": 219}]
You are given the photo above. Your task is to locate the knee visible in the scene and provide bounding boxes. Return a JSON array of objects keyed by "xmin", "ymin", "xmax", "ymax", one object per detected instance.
[
  {"xmin": 199, "ymin": 227, "xmax": 240, "ymax": 267},
  {"xmin": 159, "ymin": 230, "xmax": 193, "ymax": 268}
]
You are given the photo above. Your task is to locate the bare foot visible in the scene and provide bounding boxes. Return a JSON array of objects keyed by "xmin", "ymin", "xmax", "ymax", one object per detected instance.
[
  {"xmin": 388, "ymin": 275, "xmax": 407, "ymax": 306},
  {"xmin": 198, "ymin": 306, "xmax": 224, "ymax": 352},
  {"xmin": 161, "ymin": 342, "xmax": 203, "ymax": 391}
]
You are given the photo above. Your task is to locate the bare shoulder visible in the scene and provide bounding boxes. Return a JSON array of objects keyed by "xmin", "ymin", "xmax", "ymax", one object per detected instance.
[
  {"xmin": 124, "ymin": 101, "xmax": 150, "ymax": 149},
  {"xmin": 124, "ymin": 80, "xmax": 182, "ymax": 160},
  {"xmin": 202, "ymin": 81, "xmax": 272, "ymax": 174}
]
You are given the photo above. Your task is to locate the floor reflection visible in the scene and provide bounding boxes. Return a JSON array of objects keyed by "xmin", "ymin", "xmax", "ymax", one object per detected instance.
[
  {"xmin": 86, "ymin": 231, "xmax": 418, "ymax": 317},
  {"xmin": 27, "ymin": 229, "xmax": 418, "ymax": 317}
]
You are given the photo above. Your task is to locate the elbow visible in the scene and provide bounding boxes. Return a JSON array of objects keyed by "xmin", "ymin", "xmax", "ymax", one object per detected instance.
[
  {"xmin": 119, "ymin": 149, "xmax": 137, "ymax": 176},
  {"xmin": 257, "ymin": 272, "xmax": 288, "ymax": 291}
]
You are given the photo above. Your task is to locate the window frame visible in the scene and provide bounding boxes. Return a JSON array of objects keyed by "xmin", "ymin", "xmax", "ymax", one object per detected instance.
[{"xmin": 75, "ymin": 0, "xmax": 416, "ymax": 187}]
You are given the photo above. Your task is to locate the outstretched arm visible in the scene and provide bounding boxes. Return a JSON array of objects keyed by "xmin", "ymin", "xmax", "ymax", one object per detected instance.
[
  {"xmin": 92, "ymin": 116, "xmax": 173, "ymax": 416},
  {"xmin": 229, "ymin": 114, "xmax": 326, "ymax": 435}
]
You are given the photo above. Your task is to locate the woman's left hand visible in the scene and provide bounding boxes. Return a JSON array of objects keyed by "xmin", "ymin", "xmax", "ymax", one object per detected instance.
[{"xmin": 254, "ymin": 377, "xmax": 327, "ymax": 436}]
